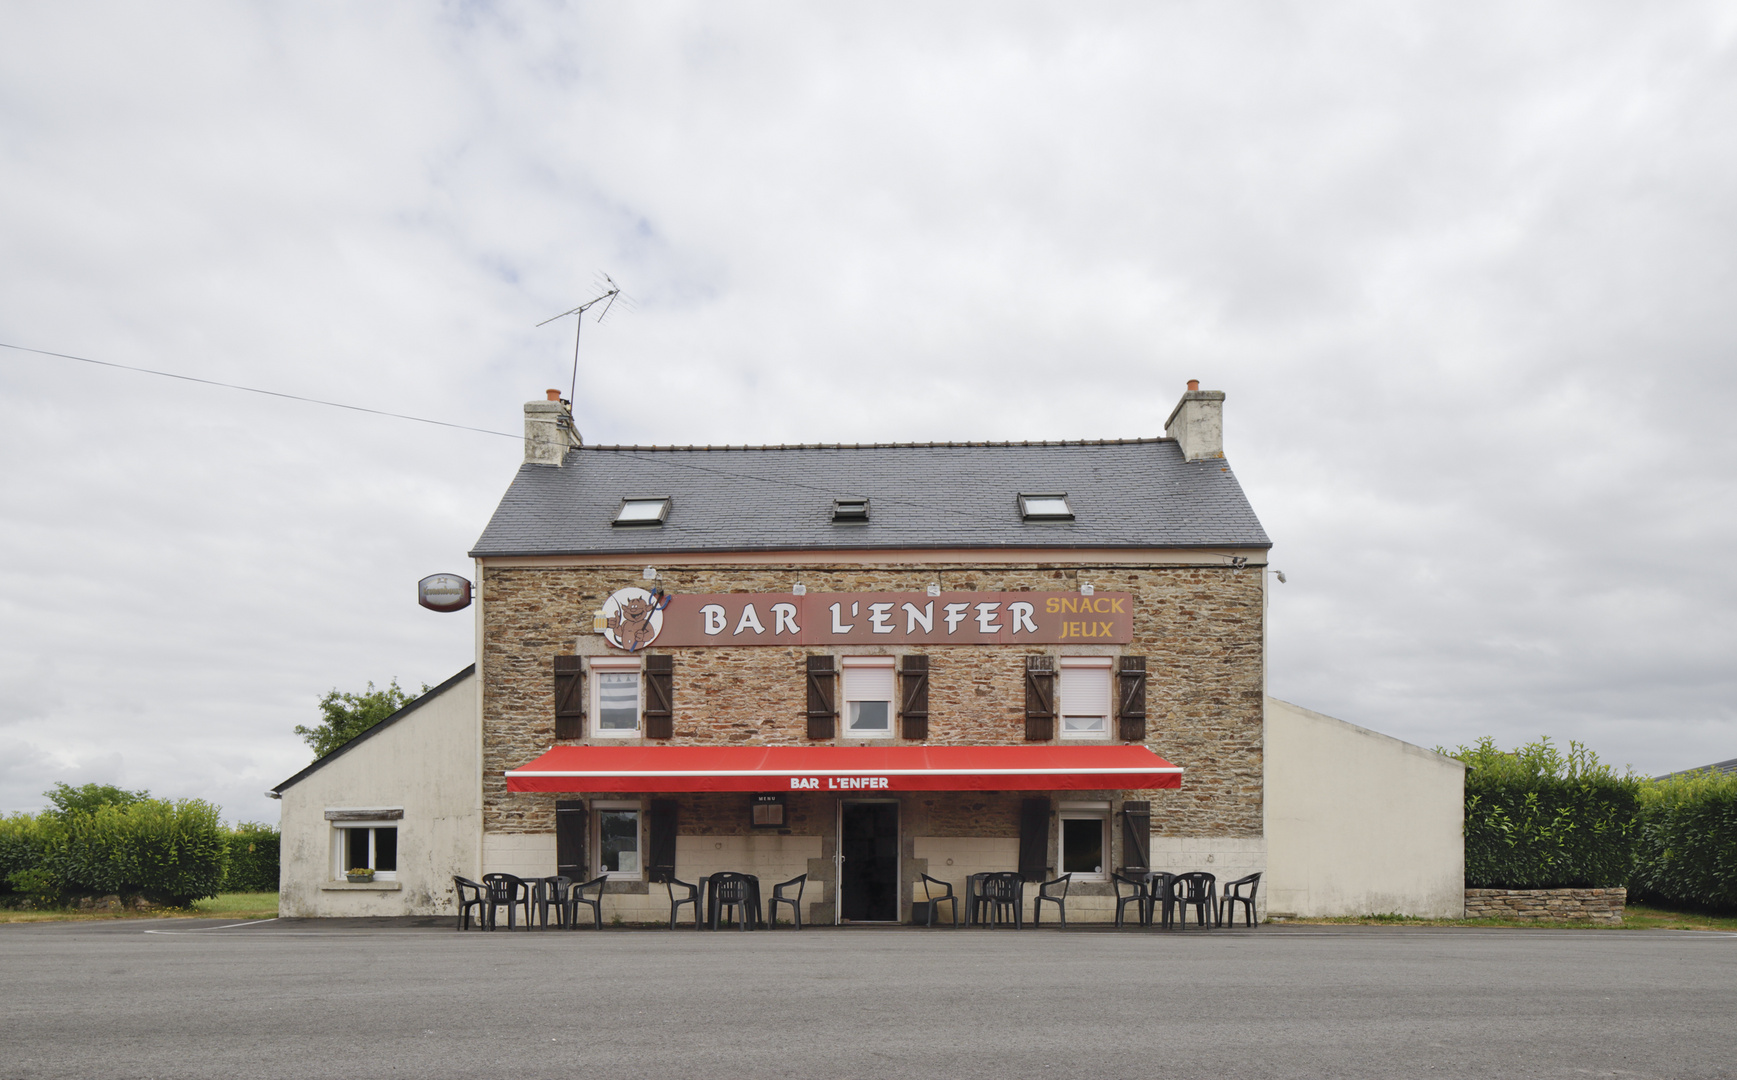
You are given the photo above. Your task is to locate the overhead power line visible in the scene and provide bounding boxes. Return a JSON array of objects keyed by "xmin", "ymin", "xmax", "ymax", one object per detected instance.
[{"xmin": 0, "ymin": 340, "xmax": 520, "ymax": 440}]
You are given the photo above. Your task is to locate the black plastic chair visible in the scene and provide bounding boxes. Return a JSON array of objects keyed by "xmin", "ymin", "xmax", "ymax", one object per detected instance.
[
  {"xmin": 710, "ymin": 873, "xmax": 753, "ymax": 931},
  {"xmin": 533, "ymin": 876, "xmax": 572, "ymax": 929},
  {"xmin": 1113, "ymin": 872, "xmax": 1150, "ymax": 928},
  {"xmin": 454, "ymin": 876, "xmax": 487, "ymax": 931},
  {"xmin": 1032, "ymin": 873, "xmax": 1071, "ymax": 927},
  {"xmin": 667, "ymin": 877, "xmax": 702, "ymax": 931},
  {"xmin": 566, "ymin": 875, "xmax": 608, "ymax": 929},
  {"xmin": 965, "ymin": 873, "xmax": 995, "ymax": 927},
  {"xmin": 1147, "ymin": 872, "xmax": 1179, "ymax": 929},
  {"xmin": 481, "ymin": 873, "xmax": 532, "ymax": 929},
  {"xmin": 919, "ymin": 874, "xmax": 960, "ymax": 927},
  {"xmin": 1218, "ymin": 872, "xmax": 1261, "ymax": 928},
  {"xmin": 768, "ymin": 874, "xmax": 807, "ymax": 929},
  {"xmin": 982, "ymin": 872, "xmax": 1024, "ymax": 929},
  {"xmin": 1173, "ymin": 871, "xmax": 1217, "ymax": 928}
]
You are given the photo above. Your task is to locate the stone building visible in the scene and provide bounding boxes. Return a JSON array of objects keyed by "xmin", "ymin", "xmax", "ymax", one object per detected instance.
[{"xmin": 272, "ymin": 382, "xmax": 1466, "ymax": 922}]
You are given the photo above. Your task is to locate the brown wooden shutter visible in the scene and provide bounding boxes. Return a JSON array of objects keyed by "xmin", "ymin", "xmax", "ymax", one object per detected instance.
[
  {"xmin": 1120, "ymin": 801, "xmax": 1151, "ymax": 872},
  {"xmin": 898, "ymin": 655, "xmax": 930, "ymax": 740},
  {"xmin": 1024, "ymin": 656, "xmax": 1055, "ymax": 741},
  {"xmin": 553, "ymin": 655, "xmax": 585, "ymax": 739},
  {"xmin": 643, "ymin": 654, "xmax": 674, "ymax": 739},
  {"xmin": 1117, "ymin": 656, "xmax": 1148, "ymax": 742},
  {"xmin": 805, "ymin": 655, "xmax": 836, "ymax": 740},
  {"xmin": 1018, "ymin": 798, "xmax": 1050, "ymax": 882},
  {"xmin": 555, "ymin": 800, "xmax": 587, "ymax": 880},
  {"xmin": 648, "ymin": 799, "xmax": 677, "ymax": 883}
]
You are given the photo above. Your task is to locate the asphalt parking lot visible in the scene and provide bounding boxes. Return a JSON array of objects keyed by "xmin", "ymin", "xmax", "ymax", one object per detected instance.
[{"xmin": 3, "ymin": 919, "xmax": 1733, "ymax": 1080}]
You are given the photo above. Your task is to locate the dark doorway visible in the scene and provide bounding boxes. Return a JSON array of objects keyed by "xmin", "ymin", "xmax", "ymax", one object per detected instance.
[{"xmin": 840, "ymin": 801, "xmax": 900, "ymax": 922}]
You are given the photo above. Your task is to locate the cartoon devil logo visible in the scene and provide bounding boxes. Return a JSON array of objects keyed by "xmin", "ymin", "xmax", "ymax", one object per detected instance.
[{"xmin": 603, "ymin": 587, "xmax": 671, "ymax": 651}]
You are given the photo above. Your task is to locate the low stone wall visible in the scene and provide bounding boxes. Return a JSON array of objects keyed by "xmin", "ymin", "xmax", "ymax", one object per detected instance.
[{"xmin": 1464, "ymin": 887, "xmax": 1626, "ymax": 923}]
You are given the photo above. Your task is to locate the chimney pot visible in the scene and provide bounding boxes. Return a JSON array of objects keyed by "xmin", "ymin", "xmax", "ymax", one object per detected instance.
[
  {"xmin": 1187, "ymin": 379, "xmax": 1200, "ymax": 392},
  {"xmin": 546, "ymin": 389, "xmax": 562, "ymax": 402}
]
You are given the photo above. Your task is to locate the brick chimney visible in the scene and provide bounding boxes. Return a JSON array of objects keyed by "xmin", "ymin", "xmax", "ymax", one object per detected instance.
[
  {"xmin": 1164, "ymin": 379, "xmax": 1225, "ymax": 462},
  {"xmin": 524, "ymin": 389, "xmax": 581, "ymax": 465}
]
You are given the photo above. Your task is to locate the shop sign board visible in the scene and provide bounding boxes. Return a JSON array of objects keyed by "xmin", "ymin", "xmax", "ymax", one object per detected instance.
[{"xmin": 596, "ymin": 589, "xmax": 1133, "ymax": 649}]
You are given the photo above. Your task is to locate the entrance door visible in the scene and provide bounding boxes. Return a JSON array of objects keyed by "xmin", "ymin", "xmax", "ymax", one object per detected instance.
[{"xmin": 839, "ymin": 801, "xmax": 900, "ymax": 922}]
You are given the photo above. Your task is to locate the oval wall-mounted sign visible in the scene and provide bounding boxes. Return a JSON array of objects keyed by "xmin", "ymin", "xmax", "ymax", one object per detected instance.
[{"xmin": 418, "ymin": 573, "xmax": 473, "ymax": 612}]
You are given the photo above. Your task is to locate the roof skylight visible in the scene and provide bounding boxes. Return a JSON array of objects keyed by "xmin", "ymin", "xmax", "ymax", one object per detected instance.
[
  {"xmin": 613, "ymin": 497, "xmax": 670, "ymax": 526},
  {"xmin": 832, "ymin": 497, "xmax": 869, "ymax": 523},
  {"xmin": 1018, "ymin": 493, "xmax": 1074, "ymax": 521}
]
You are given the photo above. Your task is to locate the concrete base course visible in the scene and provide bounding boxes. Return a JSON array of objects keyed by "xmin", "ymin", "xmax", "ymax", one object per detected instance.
[{"xmin": 1464, "ymin": 887, "xmax": 1626, "ymax": 923}]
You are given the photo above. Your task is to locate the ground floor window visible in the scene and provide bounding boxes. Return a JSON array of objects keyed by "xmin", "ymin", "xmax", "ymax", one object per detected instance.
[
  {"xmin": 1058, "ymin": 808, "xmax": 1107, "ymax": 881},
  {"xmin": 336, "ymin": 825, "xmax": 398, "ymax": 881},
  {"xmin": 594, "ymin": 801, "xmax": 642, "ymax": 878}
]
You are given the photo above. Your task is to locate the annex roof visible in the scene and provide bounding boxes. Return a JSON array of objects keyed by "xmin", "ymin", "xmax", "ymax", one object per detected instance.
[
  {"xmin": 269, "ymin": 665, "xmax": 475, "ymax": 795},
  {"xmin": 470, "ymin": 439, "xmax": 1271, "ymax": 558},
  {"xmin": 1656, "ymin": 756, "xmax": 1737, "ymax": 781}
]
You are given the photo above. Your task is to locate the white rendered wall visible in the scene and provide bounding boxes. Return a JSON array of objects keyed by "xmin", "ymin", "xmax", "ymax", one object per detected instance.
[
  {"xmin": 278, "ymin": 671, "xmax": 480, "ymax": 917},
  {"xmin": 1264, "ymin": 697, "xmax": 1465, "ymax": 918}
]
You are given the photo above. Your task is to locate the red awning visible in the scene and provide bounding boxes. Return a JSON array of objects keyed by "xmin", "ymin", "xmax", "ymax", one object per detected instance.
[{"xmin": 504, "ymin": 745, "xmax": 1182, "ymax": 793}]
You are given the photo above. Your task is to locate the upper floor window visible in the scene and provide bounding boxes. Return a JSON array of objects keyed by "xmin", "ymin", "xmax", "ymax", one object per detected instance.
[
  {"xmin": 591, "ymin": 656, "xmax": 642, "ymax": 738},
  {"xmin": 841, "ymin": 656, "xmax": 896, "ymax": 739},
  {"xmin": 1058, "ymin": 656, "xmax": 1113, "ymax": 738}
]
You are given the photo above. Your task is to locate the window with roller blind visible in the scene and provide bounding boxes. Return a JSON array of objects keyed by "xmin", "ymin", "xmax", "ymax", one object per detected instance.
[
  {"xmin": 841, "ymin": 656, "xmax": 896, "ymax": 738},
  {"xmin": 1058, "ymin": 656, "xmax": 1113, "ymax": 738}
]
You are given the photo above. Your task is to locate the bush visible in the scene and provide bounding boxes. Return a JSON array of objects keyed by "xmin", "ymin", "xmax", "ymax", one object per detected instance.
[
  {"xmin": 47, "ymin": 798, "xmax": 227, "ymax": 906},
  {"xmin": 223, "ymin": 823, "xmax": 281, "ymax": 893},
  {"xmin": 1447, "ymin": 737, "xmax": 1641, "ymax": 889},
  {"xmin": 1631, "ymin": 769, "xmax": 1737, "ymax": 912}
]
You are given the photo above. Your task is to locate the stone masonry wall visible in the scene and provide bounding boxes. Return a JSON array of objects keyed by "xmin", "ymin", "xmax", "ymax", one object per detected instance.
[
  {"xmin": 1464, "ymin": 888, "xmax": 1627, "ymax": 923},
  {"xmin": 481, "ymin": 561, "xmax": 1264, "ymax": 838}
]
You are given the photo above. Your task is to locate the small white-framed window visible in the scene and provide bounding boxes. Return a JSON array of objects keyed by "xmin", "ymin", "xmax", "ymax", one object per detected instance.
[
  {"xmin": 333, "ymin": 823, "xmax": 398, "ymax": 881},
  {"xmin": 1058, "ymin": 807, "xmax": 1108, "ymax": 882},
  {"xmin": 590, "ymin": 656, "xmax": 642, "ymax": 738},
  {"xmin": 1058, "ymin": 656, "xmax": 1113, "ymax": 738},
  {"xmin": 841, "ymin": 656, "xmax": 896, "ymax": 739},
  {"xmin": 593, "ymin": 800, "xmax": 642, "ymax": 878}
]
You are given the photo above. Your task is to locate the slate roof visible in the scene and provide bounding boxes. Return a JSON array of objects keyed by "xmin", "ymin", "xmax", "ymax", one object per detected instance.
[
  {"xmin": 470, "ymin": 439, "xmax": 1270, "ymax": 558},
  {"xmin": 1657, "ymin": 756, "xmax": 1737, "ymax": 781}
]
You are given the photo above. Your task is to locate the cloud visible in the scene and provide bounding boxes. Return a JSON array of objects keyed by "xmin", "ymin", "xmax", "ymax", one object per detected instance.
[{"xmin": 0, "ymin": 0, "xmax": 1733, "ymax": 825}]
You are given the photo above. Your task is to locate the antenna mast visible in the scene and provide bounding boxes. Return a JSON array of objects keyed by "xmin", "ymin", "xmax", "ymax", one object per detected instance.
[{"xmin": 536, "ymin": 273, "xmax": 622, "ymax": 409}]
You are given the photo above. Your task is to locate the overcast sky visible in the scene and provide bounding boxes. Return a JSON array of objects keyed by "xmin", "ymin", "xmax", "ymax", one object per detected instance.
[{"xmin": 3, "ymin": 2, "xmax": 1734, "ymax": 822}]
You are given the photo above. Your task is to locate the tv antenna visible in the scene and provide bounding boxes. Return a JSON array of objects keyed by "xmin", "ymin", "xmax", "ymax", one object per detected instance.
[{"xmin": 536, "ymin": 274, "xmax": 622, "ymax": 406}]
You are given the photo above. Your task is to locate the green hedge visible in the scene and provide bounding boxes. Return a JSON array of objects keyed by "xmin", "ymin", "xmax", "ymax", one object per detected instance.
[
  {"xmin": 1631, "ymin": 769, "xmax": 1737, "ymax": 912},
  {"xmin": 1, "ymin": 812, "xmax": 61, "ymax": 906},
  {"xmin": 1, "ymin": 796, "xmax": 259, "ymax": 908},
  {"xmin": 223, "ymin": 823, "xmax": 281, "ymax": 893},
  {"xmin": 47, "ymin": 799, "xmax": 227, "ymax": 905},
  {"xmin": 1449, "ymin": 737, "xmax": 1641, "ymax": 889}
]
